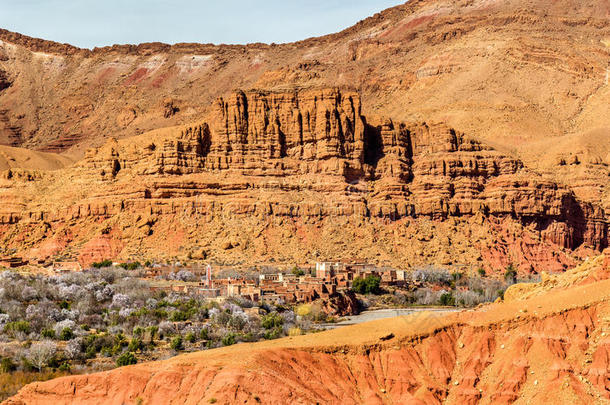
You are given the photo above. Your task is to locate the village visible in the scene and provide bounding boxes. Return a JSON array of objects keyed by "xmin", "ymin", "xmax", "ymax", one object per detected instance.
[
  {"xmin": 1, "ymin": 254, "xmax": 409, "ymax": 306},
  {"xmin": 0, "ymin": 253, "xmax": 509, "ymax": 314},
  {"xmin": 145, "ymin": 260, "xmax": 410, "ymax": 306}
]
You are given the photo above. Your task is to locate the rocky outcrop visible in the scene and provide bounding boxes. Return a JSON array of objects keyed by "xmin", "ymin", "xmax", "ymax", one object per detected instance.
[
  {"xmin": 5, "ymin": 253, "xmax": 610, "ymax": 405},
  {"xmin": 0, "ymin": 89, "xmax": 606, "ymax": 271}
]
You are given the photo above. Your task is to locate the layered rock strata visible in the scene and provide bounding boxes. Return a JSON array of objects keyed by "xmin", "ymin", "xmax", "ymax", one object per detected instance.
[{"xmin": 0, "ymin": 89, "xmax": 606, "ymax": 272}]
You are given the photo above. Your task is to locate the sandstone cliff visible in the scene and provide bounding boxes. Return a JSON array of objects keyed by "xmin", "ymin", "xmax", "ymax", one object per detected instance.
[
  {"xmin": 5, "ymin": 251, "xmax": 610, "ymax": 404},
  {"xmin": 0, "ymin": 89, "xmax": 606, "ymax": 273}
]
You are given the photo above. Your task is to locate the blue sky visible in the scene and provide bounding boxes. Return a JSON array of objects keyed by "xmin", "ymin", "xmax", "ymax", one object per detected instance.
[{"xmin": 0, "ymin": 0, "xmax": 402, "ymax": 49}]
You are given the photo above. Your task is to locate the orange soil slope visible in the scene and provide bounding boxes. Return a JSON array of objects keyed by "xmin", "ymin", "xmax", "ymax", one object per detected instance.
[
  {"xmin": 0, "ymin": 145, "xmax": 73, "ymax": 171},
  {"xmin": 5, "ymin": 252, "xmax": 610, "ymax": 405}
]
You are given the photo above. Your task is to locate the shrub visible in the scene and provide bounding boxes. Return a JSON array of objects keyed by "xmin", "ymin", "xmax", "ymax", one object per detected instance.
[
  {"xmin": 65, "ymin": 338, "xmax": 83, "ymax": 359},
  {"xmin": 58, "ymin": 300, "xmax": 71, "ymax": 310},
  {"xmin": 7, "ymin": 321, "xmax": 31, "ymax": 334},
  {"xmin": 185, "ymin": 332, "xmax": 196, "ymax": 343},
  {"xmin": 451, "ymin": 272, "xmax": 464, "ymax": 282},
  {"xmin": 477, "ymin": 268, "xmax": 486, "ymax": 277},
  {"xmin": 128, "ymin": 338, "xmax": 143, "ymax": 352},
  {"xmin": 92, "ymin": 260, "xmax": 113, "ymax": 269},
  {"xmin": 221, "ymin": 333, "xmax": 236, "ymax": 346},
  {"xmin": 263, "ymin": 327, "xmax": 282, "ymax": 340},
  {"xmin": 295, "ymin": 304, "xmax": 312, "ymax": 317},
  {"xmin": 288, "ymin": 327, "xmax": 302, "ymax": 336},
  {"xmin": 200, "ymin": 328, "xmax": 209, "ymax": 341},
  {"xmin": 41, "ymin": 328, "xmax": 56, "ymax": 339},
  {"xmin": 291, "ymin": 267, "xmax": 305, "ymax": 276},
  {"xmin": 0, "ymin": 357, "xmax": 16, "ymax": 372},
  {"xmin": 170, "ymin": 311, "xmax": 189, "ymax": 322},
  {"xmin": 352, "ymin": 275, "xmax": 381, "ymax": 295},
  {"xmin": 505, "ymin": 264, "xmax": 517, "ymax": 284},
  {"xmin": 261, "ymin": 312, "xmax": 283, "ymax": 330},
  {"xmin": 119, "ymin": 262, "xmax": 141, "ymax": 271},
  {"xmin": 439, "ymin": 292, "xmax": 456, "ymax": 306},
  {"xmin": 170, "ymin": 336, "xmax": 183, "ymax": 351},
  {"xmin": 116, "ymin": 352, "xmax": 137, "ymax": 367},
  {"xmin": 59, "ymin": 327, "xmax": 74, "ymax": 341}
]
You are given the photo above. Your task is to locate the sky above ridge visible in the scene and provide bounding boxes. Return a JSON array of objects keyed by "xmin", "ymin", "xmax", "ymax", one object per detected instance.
[{"xmin": 0, "ymin": 0, "xmax": 403, "ymax": 49}]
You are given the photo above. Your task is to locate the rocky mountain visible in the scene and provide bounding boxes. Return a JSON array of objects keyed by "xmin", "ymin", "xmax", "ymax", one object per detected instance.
[
  {"xmin": 0, "ymin": 0, "xmax": 608, "ymax": 272},
  {"xmin": 0, "ymin": 88, "xmax": 605, "ymax": 273},
  {"xmin": 5, "ymin": 251, "xmax": 610, "ymax": 404}
]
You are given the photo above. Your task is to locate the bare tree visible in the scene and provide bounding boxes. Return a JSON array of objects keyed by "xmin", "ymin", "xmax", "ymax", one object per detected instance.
[{"xmin": 26, "ymin": 340, "xmax": 57, "ymax": 371}]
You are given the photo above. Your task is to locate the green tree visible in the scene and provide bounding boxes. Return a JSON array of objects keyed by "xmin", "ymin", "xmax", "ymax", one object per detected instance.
[
  {"xmin": 41, "ymin": 328, "xmax": 56, "ymax": 339},
  {"xmin": 170, "ymin": 336, "xmax": 183, "ymax": 351},
  {"xmin": 0, "ymin": 357, "xmax": 16, "ymax": 372},
  {"xmin": 261, "ymin": 312, "xmax": 283, "ymax": 330},
  {"xmin": 291, "ymin": 266, "xmax": 305, "ymax": 276},
  {"xmin": 439, "ymin": 292, "xmax": 456, "ymax": 306},
  {"xmin": 59, "ymin": 327, "xmax": 74, "ymax": 341},
  {"xmin": 128, "ymin": 338, "xmax": 143, "ymax": 352},
  {"xmin": 116, "ymin": 352, "xmax": 137, "ymax": 367},
  {"xmin": 221, "ymin": 333, "xmax": 236, "ymax": 346},
  {"xmin": 352, "ymin": 275, "xmax": 382, "ymax": 295},
  {"xmin": 505, "ymin": 264, "xmax": 517, "ymax": 284}
]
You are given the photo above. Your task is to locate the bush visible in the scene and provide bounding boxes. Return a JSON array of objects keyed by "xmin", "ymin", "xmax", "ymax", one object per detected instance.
[
  {"xmin": 185, "ymin": 332, "xmax": 196, "ymax": 343},
  {"xmin": 0, "ymin": 357, "xmax": 16, "ymax": 372},
  {"xmin": 170, "ymin": 311, "xmax": 189, "ymax": 322},
  {"xmin": 92, "ymin": 260, "xmax": 113, "ymax": 269},
  {"xmin": 5, "ymin": 321, "xmax": 31, "ymax": 336},
  {"xmin": 200, "ymin": 328, "xmax": 209, "ymax": 341},
  {"xmin": 439, "ymin": 292, "xmax": 456, "ymax": 306},
  {"xmin": 170, "ymin": 336, "xmax": 183, "ymax": 351},
  {"xmin": 505, "ymin": 264, "xmax": 517, "ymax": 284},
  {"xmin": 26, "ymin": 340, "xmax": 57, "ymax": 371},
  {"xmin": 261, "ymin": 312, "xmax": 283, "ymax": 330},
  {"xmin": 221, "ymin": 333, "xmax": 236, "ymax": 346},
  {"xmin": 41, "ymin": 328, "xmax": 56, "ymax": 339},
  {"xmin": 133, "ymin": 326, "xmax": 144, "ymax": 338},
  {"xmin": 352, "ymin": 275, "xmax": 381, "ymax": 295},
  {"xmin": 477, "ymin": 268, "xmax": 486, "ymax": 277},
  {"xmin": 59, "ymin": 327, "xmax": 74, "ymax": 341},
  {"xmin": 116, "ymin": 352, "xmax": 137, "ymax": 367},
  {"xmin": 291, "ymin": 267, "xmax": 305, "ymax": 276},
  {"xmin": 119, "ymin": 262, "xmax": 141, "ymax": 271},
  {"xmin": 263, "ymin": 327, "xmax": 282, "ymax": 340},
  {"xmin": 128, "ymin": 338, "xmax": 143, "ymax": 352},
  {"xmin": 288, "ymin": 327, "xmax": 302, "ymax": 336}
]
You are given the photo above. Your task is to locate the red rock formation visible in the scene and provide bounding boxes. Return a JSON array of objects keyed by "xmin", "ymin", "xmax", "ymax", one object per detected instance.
[{"xmin": 0, "ymin": 89, "xmax": 606, "ymax": 272}]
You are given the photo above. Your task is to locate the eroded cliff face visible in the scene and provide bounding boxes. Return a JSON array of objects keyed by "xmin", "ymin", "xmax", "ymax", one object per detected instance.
[
  {"xmin": 5, "ymin": 253, "xmax": 610, "ymax": 405},
  {"xmin": 0, "ymin": 89, "xmax": 606, "ymax": 273}
]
